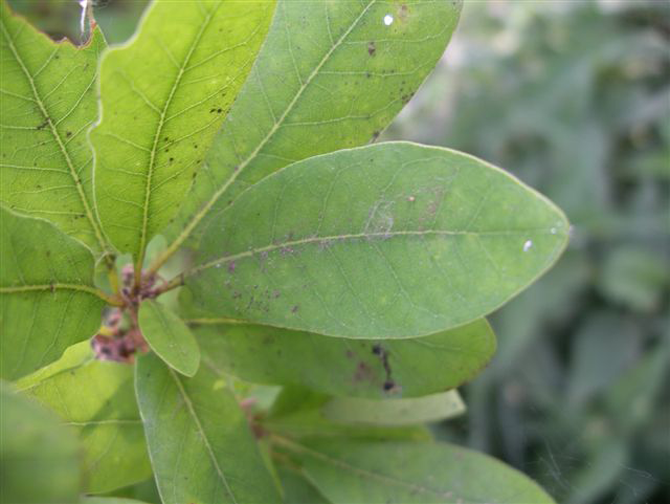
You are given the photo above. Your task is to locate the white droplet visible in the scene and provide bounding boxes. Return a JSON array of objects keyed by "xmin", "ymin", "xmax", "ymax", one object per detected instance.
[
  {"xmin": 523, "ymin": 240, "xmax": 533, "ymax": 252},
  {"xmin": 550, "ymin": 227, "xmax": 557, "ymax": 235},
  {"xmin": 215, "ymin": 263, "xmax": 222, "ymax": 268},
  {"xmin": 383, "ymin": 14, "xmax": 394, "ymax": 26}
]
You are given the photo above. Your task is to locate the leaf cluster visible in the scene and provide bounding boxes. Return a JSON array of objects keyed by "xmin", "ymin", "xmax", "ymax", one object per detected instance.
[{"xmin": 0, "ymin": 1, "xmax": 569, "ymax": 503}]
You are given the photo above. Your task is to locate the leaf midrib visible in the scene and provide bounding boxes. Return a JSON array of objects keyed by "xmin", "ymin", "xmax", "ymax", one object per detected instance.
[
  {"xmin": 155, "ymin": 0, "xmax": 379, "ymax": 271},
  {"xmin": 0, "ymin": 19, "xmax": 108, "ymax": 255},
  {"xmin": 191, "ymin": 226, "xmax": 557, "ymax": 277},
  {"xmin": 136, "ymin": 3, "xmax": 221, "ymax": 271},
  {"xmin": 167, "ymin": 366, "xmax": 238, "ymax": 504}
]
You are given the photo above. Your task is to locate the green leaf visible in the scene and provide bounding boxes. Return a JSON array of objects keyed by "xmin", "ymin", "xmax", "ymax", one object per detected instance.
[
  {"xmin": 0, "ymin": 3, "xmax": 109, "ymax": 254},
  {"xmin": 162, "ymin": 0, "xmax": 463, "ymax": 262},
  {"xmin": 275, "ymin": 438, "xmax": 556, "ymax": 504},
  {"xmin": 138, "ymin": 299, "xmax": 200, "ymax": 376},
  {"xmin": 0, "ymin": 382, "xmax": 81, "ymax": 504},
  {"xmin": 193, "ymin": 319, "xmax": 495, "ymax": 398},
  {"xmin": 0, "ymin": 207, "xmax": 106, "ymax": 380},
  {"xmin": 82, "ymin": 499, "xmax": 151, "ymax": 504},
  {"xmin": 91, "ymin": 0, "xmax": 276, "ymax": 264},
  {"xmin": 135, "ymin": 352, "xmax": 281, "ymax": 504},
  {"xmin": 18, "ymin": 343, "xmax": 151, "ymax": 494},
  {"xmin": 322, "ymin": 390, "xmax": 465, "ymax": 426},
  {"xmin": 184, "ymin": 143, "xmax": 569, "ymax": 338},
  {"xmin": 277, "ymin": 467, "xmax": 331, "ymax": 504}
]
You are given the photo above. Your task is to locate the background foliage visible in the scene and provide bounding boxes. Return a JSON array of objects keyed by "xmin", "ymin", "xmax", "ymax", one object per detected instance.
[{"xmin": 7, "ymin": 0, "xmax": 670, "ymax": 503}]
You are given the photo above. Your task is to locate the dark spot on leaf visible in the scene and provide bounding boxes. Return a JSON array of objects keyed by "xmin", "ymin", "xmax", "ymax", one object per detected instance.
[
  {"xmin": 345, "ymin": 350, "xmax": 355, "ymax": 359},
  {"xmin": 65, "ymin": 131, "xmax": 72, "ymax": 137},
  {"xmin": 291, "ymin": 305, "xmax": 299, "ymax": 313},
  {"xmin": 228, "ymin": 261, "xmax": 236, "ymax": 273},
  {"xmin": 367, "ymin": 41, "xmax": 376, "ymax": 56},
  {"xmin": 383, "ymin": 380, "xmax": 396, "ymax": 391},
  {"xmin": 217, "ymin": 108, "xmax": 222, "ymax": 113}
]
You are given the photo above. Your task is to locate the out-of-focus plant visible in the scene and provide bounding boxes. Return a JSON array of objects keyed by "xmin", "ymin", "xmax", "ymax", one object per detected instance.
[{"xmin": 386, "ymin": 2, "xmax": 670, "ymax": 503}]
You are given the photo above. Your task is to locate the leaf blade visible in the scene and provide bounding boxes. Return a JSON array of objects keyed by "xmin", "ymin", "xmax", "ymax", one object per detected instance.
[
  {"xmin": 18, "ymin": 342, "xmax": 151, "ymax": 494},
  {"xmin": 184, "ymin": 142, "xmax": 569, "ymax": 338},
  {"xmin": 91, "ymin": 0, "xmax": 276, "ymax": 262},
  {"xmin": 0, "ymin": 207, "xmax": 105, "ymax": 380},
  {"xmin": 278, "ymin": 438, "xmax": 556, "ymax": 504},
  {"xmin": 139, "ymin": 300, "xmax": 200, "ymax": 377},
  {"xmin": 0, "ymin": 3, "xmax": 109, "ymax": 254},
  {"xmin": 1, "ymin": 382, "xmax": 81, "ymax": 504},
  {"xmin": 193, "ymin": 320, "xmax": 495, "ymax": 398},
  {"xmin": 161, "ymin": 0, "xmax": 462, "ymax": 263},
  {"xmin": 135, "ymin": 353, "xmax": 281, "ymax": 504}
]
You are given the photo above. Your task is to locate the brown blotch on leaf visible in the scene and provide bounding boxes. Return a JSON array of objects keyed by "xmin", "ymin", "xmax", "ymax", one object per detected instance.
[{"xmin": 367, "ymin": 41, "xmax": 376, "ymax": 56}]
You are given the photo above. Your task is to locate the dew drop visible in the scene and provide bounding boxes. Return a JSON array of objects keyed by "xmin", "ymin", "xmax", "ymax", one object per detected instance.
[
  {"xmin": 523, "ymin": 240, "xmax": 533, "ymax": 252},
  {"xmin": 215, "ymin": 263, "xmax": 222, "ymax": 268},
  {"xmin": 550, "ymin": 227, "xmax": 557, "ymax": 235},
  {"xmin": 383, "ymin": 14, "xmax": 394, "ymax": 26}
]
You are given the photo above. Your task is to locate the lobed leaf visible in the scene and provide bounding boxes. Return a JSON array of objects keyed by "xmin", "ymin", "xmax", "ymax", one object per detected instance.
[
  {"xmin": 135, "ymin": 352, "xmax": 281, "ymax": 504},
  {"xmin": 91, "ymin": 0, "xmax": 276, "ymax": 264},
  {"xmin": 184, "ymin": 143, "xmax": 569, "ymax": 338},
  {"xmin": 162, "ymin": 0, "xmax": 463, "ymax": 261},
  {"xmin": 18, "ymin": 342, "xmax": 151, "ymax": 494},
  {"xmin": 0, "ymin": 207, "xmax": 105, "ymax": 380},
  {"xmin": 0, "ymin": 2, "xmax": 109, "ymax": 254},
  {"xmin": 138, "ymin": 299, "xmax": 200, "ymax": 377},
  {"xmin": 0, "ymin": 381, "xmax": 81, "ymax": 504},
  {"xmin": 277, "ymin": 438, "xmax": 556, "ymax": 504},
  {"xmin": 193, "ymin": 320, "xmax": 495, "ymax": 398}
]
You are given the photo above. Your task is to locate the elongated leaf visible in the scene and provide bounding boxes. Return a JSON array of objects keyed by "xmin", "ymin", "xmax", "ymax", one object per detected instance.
[
  {"xmin": 92, "ymin": 0, "xmax": 275, "ymax": 263},
  {"xmin": 164, "ymin": 0, "xmax": 462, "ymax": 256},
  {"xmin": 322, "ymin": 390, "xmax": 465, "ymax": 426},
  {"xmin": 262, "ymin": 385, "xmax": 434, "ymax": 442},
  {"xmin": 135, "ymin": 352, "xmax": 281, "ymax": 504},
  {"xmin": 139, "ymin": 300, "xmax": 200, "ymax": 376},
  {"xmin": 19, "ymin": 342, "xmax": 151, "ymax": 494},
  {"xmin": 184, "ymin": 143, "xmax": 569, "ymax": 338},
  {"xmin": 0, "ymin": 207, "xmax": 105, "ymax": 380},
  {"xmin": 276, "ymin": 438, "xmax": 556, "ymax": 504},
  {"xmin": 0, "ymin": 382, "xmax": 81, "ymax": 504},
  {"xmin": 0, "ymin": 3, "xmax": 109, "ymax": 254},
  {"xmin": 82, "ymin": 499, "xmax": 151, "ymax": 504},
  {"xmin": 193, "ymin": 320, "xmax": 494, "ymax": 398}
]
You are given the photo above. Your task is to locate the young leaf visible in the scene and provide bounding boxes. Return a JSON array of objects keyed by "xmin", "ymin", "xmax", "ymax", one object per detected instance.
[
  {"xmin": 0, "ymin": 2, "xmax": 109, "ymax": 254},
  {"xmin": 183, "ymin": 143, "xmax": 569, "ymax": 338},
  {"xmin": 275, "ymin": 438, "xmax": 556, "ymax": 504},
  {"xmin": 160, "ymin": 0, "xmax": 463, "ymax": 265},
  {"xmin": 193, "ymin": 320, "xmax": 495, "ymax": 398},
  {"xmin": 0, "ymin": 207, "xmax": 106, "ymax": 380},
  {"xmin": 322, "ymin": 390, "xmax": 465, "ymax": 426},
  {"xmin": 0, "ymin": 382, "xmax": 81, "ymax": 504},
  {"xmin": 135, "ymin": 352, "xmax": 281, "ymax": 504},
  {"xmin": 138, "ymin": 299, "xmax": 200, "ymax": 377},
  {"xmin": 91, "ymin": 0, "xmax": 276, "ymax": 265},
  {"xmin": 19, "ymin": 343, "xmax": 151, "ymax": 494}
]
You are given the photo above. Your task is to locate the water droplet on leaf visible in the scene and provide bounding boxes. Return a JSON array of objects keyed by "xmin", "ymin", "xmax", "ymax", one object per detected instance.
[
  {"xmin": 383, "ymin": 14, "xmax": 394, "ymax": 26},
  {"xmin": 523, "ymin": 240, "xmax": 533, "ymax": 252}
]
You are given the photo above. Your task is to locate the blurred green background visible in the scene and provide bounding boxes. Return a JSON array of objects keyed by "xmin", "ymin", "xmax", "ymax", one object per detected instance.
[{"xmin": 9, "ymin": 0, "xmax": 669, "ymax": 503}]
